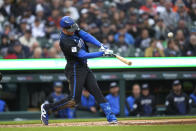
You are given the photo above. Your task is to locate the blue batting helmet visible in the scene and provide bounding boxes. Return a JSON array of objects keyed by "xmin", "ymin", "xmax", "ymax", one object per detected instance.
[
  {"xmin": 60, "ymin": 16, "xmax": 75, "ymax": 28},
  {"xmin": 60, "ymin": 16, "xmax": 79, "ymax": 32}
]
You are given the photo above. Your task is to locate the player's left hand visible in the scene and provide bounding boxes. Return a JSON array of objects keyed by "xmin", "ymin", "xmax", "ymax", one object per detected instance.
[{"xmin": 100, "ymin": 44, "xmax": 108, "ymax": 52}]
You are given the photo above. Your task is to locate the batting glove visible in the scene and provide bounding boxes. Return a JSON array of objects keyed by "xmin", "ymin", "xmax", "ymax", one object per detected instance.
[
  {"xmin": 100, "ymin": 44, "xmax": 108, "ymax": 52},
  {"xmin": 103, "ymin": 49, "xmax": 113, "ymax": 56}
]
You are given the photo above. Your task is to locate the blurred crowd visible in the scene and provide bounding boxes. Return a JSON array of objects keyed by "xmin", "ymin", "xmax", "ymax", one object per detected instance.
[{"xmin": 0, "ymin": 0, "xmax": 196, "ymax": 59}]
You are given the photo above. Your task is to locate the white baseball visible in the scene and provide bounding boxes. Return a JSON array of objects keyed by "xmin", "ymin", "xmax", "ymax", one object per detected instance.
[{"xmin": 168, "ymin": 32, "xmax": 174, "ymax": 38}]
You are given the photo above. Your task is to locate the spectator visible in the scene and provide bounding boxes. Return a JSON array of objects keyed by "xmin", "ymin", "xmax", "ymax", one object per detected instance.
[
  {"xmin": 190, "ymin": 28, "xmax": 196, "ymax": 36},
  {"xmin": 4, "ymin": 47, "xmax": 17, "ymax": 59},
  {"xmin": 139, "ymin": 13, "xmax": 156, "ymax": 37},
  {"xmin": 175, "ymin": 29, "xmax": 186, "ymax": 51},
  {"xmin": 107, "ymin": 34, "xmax": 115, "ymax": 48},
  {"xmin": 19, "ymin": 29, "xmax": 38, "ymax": 50},
  {"xmin": 114, "ymin": 0, "xmax": 132, "ymax": 11},
  {"xmin": 53, "ymin": 41, "xmax": 64, "ymax": 58},
  {"xmin": 14, "ymin": 0, "xmax": 29, "ymax": 17},
  {"xmin": 0, "ymin": 35, "xmax": 10, "ymax": 57},
  {"xmin": 62, "ymin": 0, "xmax": 79, "ymax": 21},
  {"xmin": 0, "ymin": 13, "xmax": 5, "ymax": 33},
  {"xmin": 48, "ymin": 47, "xmax": 60, "ymax": 58},
  {"xmin": 4, "ymin": 47, "xmax": 18, "ymax": 59},
  {"xmin": 18, "ymin": 20, "xmax": 29, "ymax": 36},
  {"xmin": 105, "ymin": 82, "xmax": 120, "ymax": 116},
  {"xmin": 32, "ymin": 47, "xmax": 42, "ymax": 58},
  {"xmin": 8, "ymin": 15, "xmax": 18, "ymax": 31},
  {"xmin": 35, "ymin": 4, "xmax": 45, "ymax": 22},
  {"xmin": 101, "ymin": 24, "xmax": 111, "ymax": 40},
  {"xmin": 45, "ymin": 21, "xmax": 59, "ymax": 41},
  {"xmin": 111, "ymin": 11, "xmax": 121, "ymax": 26},
  {"xmin": 183, "ymin": 34, "xmax": 196, "ymax": 56},
  {"xmin": 21, "ymin": 8, "xmax": 35, "ymax": 25},
  {"xmin": 79, "ymin": 9, "xmax": 90, "ymax": 27},
  {"xmin": 12, "ymin": 41, "xmax": 30, "ymax": 59},
  {"xmin": 126, "ymin": 16, "xmax": 140, "ymax": 38},
  {"xmin": 129, "ymin": 0, "xmax": 142, "ymax": 9},
  {"xmin": 0, "ymin": 99, "xmax": 8, "ymax": 112},
  {"xmin": 156, "ymin": 0, "xmax": 166, "ymax": 14},
  {"xmin": 0, "ymin": 80, "xmax": 8, "ymax": 112},
  {"xmin": 47, "ymin": 82, "xmax": 74, "ymax": 118},
  {"xmin": 189, "ymin": 2, "xmax": 196, "ymax": 26},
  {"xmin": 78, "ymin": 89, "xmax": 97, "ymax": 113},
  {"xmin": 190, "ymin": 86, "xmax": 196, "ymax": 108},
  {"xmin": 8, "ymin": 32, "xmax": 17, "ymax": 44},
  {"xmin": 42, "ymin": 45, "xmax": 49, "ymax": 58},
  {"xmin": 34, "ymin": 0, "xmax": 51, "ymax": 18},
  {"xmin": 133, "ymin": 84, "xmax": 156, "ymax": 116},
  {"xmin": 51, "ymin": 0, "xmax": 62, "ymax": 10},
  {"xmin": 154, "ymin": 19, "xmax": 167, "ymax": 40},
  {"xmin": 3, "ymin": 23, "xmax": 12, "ymax": 36},
  {"xmin": 0, "ymin": 0, "xmax": 14, "ymax": 17},
  {"xmin": 88, "ymin": 3, "xmax": 102, "ymax": 26},
  {"xmin": 175, "ymin": 20, "xmax": 189, "ymax": 38},
  {"xmin": 175, "ymin": 3, "xmax": 192, "ymax": 26},
  {"xmin": 88, "ymin": 23, "xmax": 101, "ymax": 40},
  {"xmin": 47, "ymin": 9, "xmax": 61, "ymax": 29},
  {"xmin": 164, "ymin": 39, "xmax": 181, "ymax": 56},
  {"xmin": 145, "ymin": 39, "xmax": 165, "ymax": 57},
  {"xmin": 126, "ymin": 84, "xmax": 141, "ymax": 116},
  {"xmin": 135, "ymin": 29, "xmax": 151, "ymax": 50},
  {"xmin": 31, "ymin": 18, "xmax": 45, "ymax": 38},
  {"xmin": 160, "ymin": 0, "xmax": 178, "ymax": 30},
  {"xmin": 140, "ymin": 0, "xmax": 157, "ymax": 16},
  {"xmin": 114, "ymin": 26, "xmax": 135, "ymax": 45},
  {"xmin": 114, "ymin": 34, "xmax": 132, "ymax": 57},
  {"xmin": 108, "ymin": 3, "xmax": 118, "ymax": 18},
  {"xmin": 165, "ymin": 80, "xmax": 191, "ymax": 115}
]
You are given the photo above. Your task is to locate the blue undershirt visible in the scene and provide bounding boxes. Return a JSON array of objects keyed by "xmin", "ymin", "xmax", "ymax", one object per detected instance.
[
  {"xmin": 76, "ymin": 30, "xmax": 104, "ymax": 59},
  {"xmin": 77, "ymin": 49, "xmax": 104, "ymax": 59},
  {"xmin": 79, "ymin": 30, "xmax": 102, "ymax": 47}
]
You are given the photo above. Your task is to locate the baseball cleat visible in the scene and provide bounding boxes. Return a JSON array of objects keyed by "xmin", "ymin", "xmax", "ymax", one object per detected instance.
[
  {"xmin": 107, "ymin": 113, "xmax": 118, "ymax": 124},
  {"xmin": 100, "ymin": 102, "xmax": 118, "ymax": 124},
  {"xmin": 108, "ymin": 120, "xmax": 118, "ymax": 124},
  {"xmin": 41, "ymin": 104, "xmax": 49, "ymax": 125}
]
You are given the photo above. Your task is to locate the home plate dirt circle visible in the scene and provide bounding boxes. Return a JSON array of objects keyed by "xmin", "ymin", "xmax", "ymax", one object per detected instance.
[{"xmin": 1, "ymin": 118, "xmax": 196, "ymax": 128}]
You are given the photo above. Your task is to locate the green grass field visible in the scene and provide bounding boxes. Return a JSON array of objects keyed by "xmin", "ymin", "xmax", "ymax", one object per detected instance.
[
  {"xmin": 1, "ymin": 116, "xmax": 196, "ymax": 125},
  {"xmin": 1, "ymin": 125, "xmax": 196, "ymax": 131},
  {"xmin": 0, "ymin": 116, "xmax": 196, "ymax": 131}
]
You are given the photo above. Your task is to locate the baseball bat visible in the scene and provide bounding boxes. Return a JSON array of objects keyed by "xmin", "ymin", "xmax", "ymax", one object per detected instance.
[{"xmin": 113, "ymin": 54, "xmax": 132, "ymax": 65}]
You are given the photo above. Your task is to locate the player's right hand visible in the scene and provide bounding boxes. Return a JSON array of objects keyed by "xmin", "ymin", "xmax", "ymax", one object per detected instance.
[{"xmin": 103, "ymin": 49, "xmax": 113, "ymax": 56}]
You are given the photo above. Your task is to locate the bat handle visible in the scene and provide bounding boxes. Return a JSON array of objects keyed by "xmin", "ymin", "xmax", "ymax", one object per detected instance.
[{"xmin": 112, "ymin": 54, "xmax": 116, "ymax": 57}]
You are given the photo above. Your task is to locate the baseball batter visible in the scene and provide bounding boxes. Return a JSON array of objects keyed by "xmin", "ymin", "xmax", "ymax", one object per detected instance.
[{"xmin": 41, "ymin": 16, "xmax": 117, "ymax": 125}]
